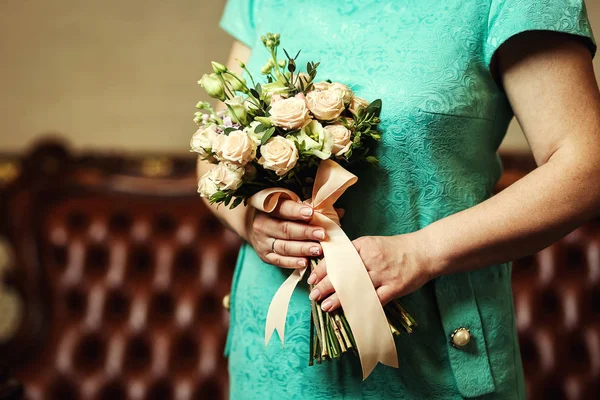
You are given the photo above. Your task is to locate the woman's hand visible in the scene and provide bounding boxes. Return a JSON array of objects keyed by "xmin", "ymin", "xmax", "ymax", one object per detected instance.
[
  {"xmin": 306, "ymin": 234, "xmax": 436, "ymax": 312},
  {"xmin": 247, "ymin": 199, "xmax": 327, "ymax": 269}
]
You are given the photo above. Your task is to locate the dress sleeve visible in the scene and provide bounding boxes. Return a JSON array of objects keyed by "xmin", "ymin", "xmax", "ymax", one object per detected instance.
[
  {"xmin": 219, "ymin": 0, "xmax": 257, "ymax": 49},
  {"xmin": 484, "ymin": 0, "xmax": 597, "ymax": 67}
]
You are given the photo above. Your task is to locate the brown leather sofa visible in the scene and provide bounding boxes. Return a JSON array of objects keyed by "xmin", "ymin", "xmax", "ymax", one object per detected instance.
[{"xmin": 0, "ymin": 140, "xmax": 598, "ymax": 400}]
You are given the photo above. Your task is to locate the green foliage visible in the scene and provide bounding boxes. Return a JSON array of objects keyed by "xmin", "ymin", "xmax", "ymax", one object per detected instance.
[{"xmin": 260, "ymin": 127, "xmax": 276, "ymax": 144}]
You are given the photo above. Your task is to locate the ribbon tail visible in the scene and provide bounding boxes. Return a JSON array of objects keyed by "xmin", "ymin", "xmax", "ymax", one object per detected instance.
[
  {"xmin": 313, "ymin": 213, "xmax": 398, "ymax": 380},
  {"xmin": 265, "ymin": 266, "xmax": 307, "ymax": 346}
]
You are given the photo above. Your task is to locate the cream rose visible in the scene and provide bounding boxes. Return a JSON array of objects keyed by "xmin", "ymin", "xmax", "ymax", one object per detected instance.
[
  {"xmin": 269, "ymin": 97, "xmax": 312, "ymax": 130},
  {"xmin": 306, "ymin": 89, "xmax": 345, "ymax": 121},
  {"xmin": 259, "ymin": 136, "xmax": 299, "ymax": 176},
  {"xmin": 219, "ymin": 130, "xmax": 257, "ymax": 165},
  {"xmin": 190, "ymin": 124, "xmax": 219, "ymax": 156},
  {"xmin": 329, "ymin": 82, "xmax": 354, "ymax": 105},
  {"xmin": 349, "ymin": 96, "xmax": 370, "ymax": 116},
  {"xmin": 312, "ymin": 81, "xmax": 331, "ymax": 91},
  {"xmin": 325, "ymin": 124, "xmax": 352, "ymax": 156},
  {"xmin": 197, "ymin": 173, "xmax": 219, "ymax": 198},
  {"xmin": 209, "ymin": 162, "xmax": 244, "ymax": 191}
]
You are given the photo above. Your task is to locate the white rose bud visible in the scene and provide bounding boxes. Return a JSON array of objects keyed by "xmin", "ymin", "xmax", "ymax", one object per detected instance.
[
  {"xmin": 325, "ymin": 124, "xmax": 352, "ymax": 156},
  {"xmin": 269, "ymin": 97, "xmax": 312, "ymax": 130},
  {"xmin": 312, "ymin": 81, "xmax": 331, "ymax": 92},
  {"xmin": 349, "ymin": 96, "xmax": 370, "ymax": 116},
  {"xmin": 198, "ymin": 73, "xmax": 225, "ymax": 101},
  {"xmin": 329, "ymin": 82, "xmax": 354, "ymax": 106},
  {"xmin": 225, "ymin": 96, "xmax": 249, "ymax": 125},
  {"xmin": 190, "ymin": 125, "xmax": 219, "ymax": 156},
  {"xmin": 259, "ymin": 136, "xmax": 299, "ymax": 176},
  {"xmin": 306, "ymin": 89, "xmax": 345, "ymax": 121},
  {"xmin": 261, "ymin": 80, "xmax": 289, "ymax": 102},
  {"xmin": 219, "ymin": 130, "xmax": 257, "ymax": 165},
  {"xmin": 294, "ymin": 120, "xmax": 334, "ymax": 160},
  {"xmin": 209, "ymin": 162, "xmax": 244, "ymax": 191}
]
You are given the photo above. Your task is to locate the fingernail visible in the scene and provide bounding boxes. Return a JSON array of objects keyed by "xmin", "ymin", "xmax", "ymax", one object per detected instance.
[
  {"xmin": 310, "ymin": 246, "xmax": 320, "ymax": 255},
  {"xmin": 300, "ymin": 207, "xmax": 313, "ymax": 217},
  {"xmin": 321, "ymin": 300, "xmax": 332, "ymax": 312},
  {"xmin": 297, "ymin": 259, "xmax": 307, "ymax": 267},
  {"xmin": 309, "ymin": 288, "xmax": 320, "ymax": 301},
  {"xmin": 307, "ymin": 273, "xmax": 317, "ymax": 284},
  {"xmin": 314, "ymin": 230, "xmax": 325, "ymax": 240}
]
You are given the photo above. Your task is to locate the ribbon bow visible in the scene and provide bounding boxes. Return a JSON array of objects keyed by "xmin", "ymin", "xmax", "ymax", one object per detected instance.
[{"xmin": 249, "ymin": 159, "xmax": 398, "ymax": 379}]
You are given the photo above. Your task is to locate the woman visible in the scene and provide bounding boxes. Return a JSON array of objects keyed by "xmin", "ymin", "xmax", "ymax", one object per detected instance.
[{"xmin": 198, "ymin": 0, "xmax": 600, "ymax": 398}]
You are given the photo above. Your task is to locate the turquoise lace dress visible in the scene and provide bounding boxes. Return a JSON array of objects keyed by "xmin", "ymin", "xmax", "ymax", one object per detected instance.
[{"xmin": 219, "ymin": 1, "xmax": 595, "ymax": 398}]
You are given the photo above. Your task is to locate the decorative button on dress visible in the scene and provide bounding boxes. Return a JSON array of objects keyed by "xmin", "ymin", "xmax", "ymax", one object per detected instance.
[{"xmin": 218, "ymin": 1, "xmax": 596, "ymax": 398}]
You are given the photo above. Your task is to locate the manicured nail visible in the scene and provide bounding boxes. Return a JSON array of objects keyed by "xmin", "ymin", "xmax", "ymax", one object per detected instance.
[
  {"xmin": 314, "ymin": 230, "xmax": 325, "ymax": 240},
  {"xmin": 321, "ymin": 300, "xmax": 332, "ymax": 312},
  {"xmin": 309, "ymin": 288, "xmax": 320, "ymax": 301},
  {"xmin": 300, "ymin": 207, "xmax": 313, "ymax": 217},
  {"xmin": 297, "ymin": 259, "xmax": 307, "ymax": 267},
  {"xmin": 307, "ymin": 273, "xmax": 317, "ymax": 284},
  {"xmin": 310, "ymin": 246, "xmax": 320, "ymax": 255}
]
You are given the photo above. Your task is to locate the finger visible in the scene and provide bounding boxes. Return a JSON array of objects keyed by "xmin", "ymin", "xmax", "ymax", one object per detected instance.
[
  {"xmin": 307, "ymin": 259, "xmax": 327, "ymax": 285},
  {"xmin": 320, "ymin": 292, "xmax": 341, "ymax": 312},
  {"xmin": 273, "ymin": 240, "xmax": 322, "ymax": 257},
  {"xmin": 271, "ymin": 199, "xmax": 314, "ymax": 221},
  {"xmin": 272, "ymin": 219, "xmax": 326, "ymax": 241},
  {"xmin": 376, "ymin": 286, "xmax": 395, "ymax": 306},
  {"xmin": 264, "ymin": 252, "xmax": 308, "ymax": 269},
  {"xmin": 309, "ymin": 276, "xmax": 335, "ymax": 302}
]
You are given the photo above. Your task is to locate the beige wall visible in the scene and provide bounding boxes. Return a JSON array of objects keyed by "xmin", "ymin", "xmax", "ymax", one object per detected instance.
[{"xmin": 1, "ymin": 0, "xmax": 599, "ymax": 154}]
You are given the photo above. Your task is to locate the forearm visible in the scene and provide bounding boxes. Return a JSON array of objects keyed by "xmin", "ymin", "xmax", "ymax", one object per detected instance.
[
  {"xmin": 419, "ymin": 145, "xmax": 600, "ymax": 277},
  {"xmin": 197, "ymin": 157, "xmax": 252, "ymax": 241}
]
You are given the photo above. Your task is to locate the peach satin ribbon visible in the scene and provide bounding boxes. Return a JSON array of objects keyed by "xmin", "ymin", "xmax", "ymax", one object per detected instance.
[{"xmin": 248, "ymin": 159, "xmax": 398, "ymax": 379}]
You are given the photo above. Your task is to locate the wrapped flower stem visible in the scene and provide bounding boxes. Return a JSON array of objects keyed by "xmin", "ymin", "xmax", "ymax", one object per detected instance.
[{"xmin": 308, "ymin": 258, "xmax": 416, "ymax": 366}]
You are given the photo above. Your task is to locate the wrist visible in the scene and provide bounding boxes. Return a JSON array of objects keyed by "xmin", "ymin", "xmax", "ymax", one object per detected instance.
[{"xmin": 408, "ymin": 225, "xmax": 453, "ymax": 280}]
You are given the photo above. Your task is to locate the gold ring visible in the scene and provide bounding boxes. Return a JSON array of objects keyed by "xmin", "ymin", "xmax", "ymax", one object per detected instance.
[{"xmin": 271, "ymin": 238, "xmax": 277, "ymax": 254}]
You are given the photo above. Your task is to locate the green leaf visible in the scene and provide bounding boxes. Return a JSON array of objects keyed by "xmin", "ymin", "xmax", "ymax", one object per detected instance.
[
  {"xmin": 256, "ymin": 83, "xmax": 262, "ymax": 96},
  {"xmin": 224, "ymin": 127, "xmax": 237, "ymax": 135},
  {"xmin": 366, "ymin": 156, "xmax": 379, "ymax": 164},
  {"xmin": 250, "ymin": 88, "xmax": 260, "ymax": 98},
  {"xmin": 283, "ymin": 48, "xmax": 292, "ymax": 59},
  {"xmin": 366, "ymin": 99, "xmax": 383, "ymax": 117},
  {"xmin": 224, "ymin": 194, "xmax": 232, "ymax": 207},
  {"xmin": 254, "ymin": 124, "xmax": 267, "ymax": 133},
  {"xmin": 260, "ymin": 127, "xmax": 276, "ymax": 145},
  {"xmin": 230, "ymin": 196, "xmax": 244, "ymax": 209}
]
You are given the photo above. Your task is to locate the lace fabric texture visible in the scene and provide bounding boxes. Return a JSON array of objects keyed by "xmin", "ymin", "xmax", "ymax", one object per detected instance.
[{"xmin": 219, "ymin": 1, "xmax": 595, "ymax": 398}]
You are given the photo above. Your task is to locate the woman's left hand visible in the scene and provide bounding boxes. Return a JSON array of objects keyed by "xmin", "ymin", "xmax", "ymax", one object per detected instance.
[{"xmin": 306, "ymin": 234, "xmax": 437, "ymax": 312}]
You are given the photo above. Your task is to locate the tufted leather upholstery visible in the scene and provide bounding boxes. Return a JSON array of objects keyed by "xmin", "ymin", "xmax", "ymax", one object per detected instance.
[
  {"xmin": 0, "ymin": 141, "xmax": 241, "ymax": 400},
  {"xmin": 0, "ymin": 142, "xmax": 598, "ymax": 400}
]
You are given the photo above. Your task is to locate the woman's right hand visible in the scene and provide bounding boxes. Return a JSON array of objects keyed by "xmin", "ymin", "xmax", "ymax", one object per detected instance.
[{"xmin": 246, "ymin": 199, "xmax": 327, "ymax": 269}]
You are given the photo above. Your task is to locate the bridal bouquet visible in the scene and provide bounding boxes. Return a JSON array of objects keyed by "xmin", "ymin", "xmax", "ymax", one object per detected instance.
[{"xmin": 191, "ymin": 33, "xmax": 415, "ymax": 375}]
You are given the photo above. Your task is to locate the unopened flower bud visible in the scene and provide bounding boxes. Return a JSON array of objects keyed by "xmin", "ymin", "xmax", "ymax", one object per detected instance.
[
  {"xmin": 198, "ymin": 73, "xmax": 225, "ymax": 101},
  {"xmin": 211, "ymin": 61, "xmax": 227, "ymax": 74},
  {"xmin": 236, "ymin": 59, "xmax": 246, "ymax": 68},
  {"xmin": 278, "ymin": 59, "xmax": 286, "ymax": 68},
  {"xmin": 254, "ymin": 116, "xmax": 272, "ymax": 126}
]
